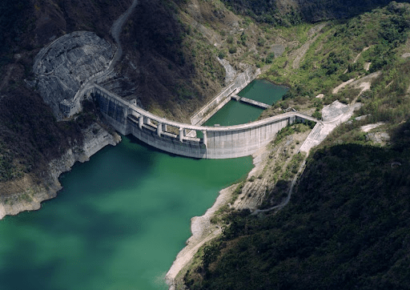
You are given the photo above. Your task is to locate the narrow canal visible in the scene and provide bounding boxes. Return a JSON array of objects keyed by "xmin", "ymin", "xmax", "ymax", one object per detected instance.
[{"xmin": 0, "ymin": 80, "xmax": 287, "ymax": 290}]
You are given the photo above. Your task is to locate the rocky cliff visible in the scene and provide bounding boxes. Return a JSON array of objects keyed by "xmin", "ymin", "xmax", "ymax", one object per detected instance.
[
  {"xmin": 0, "ymin": 123, "xmax": 119, "ymax": 220},
  {"xmin": 33, "ymin": 31, "xmax": 116, "ymax": 119}
]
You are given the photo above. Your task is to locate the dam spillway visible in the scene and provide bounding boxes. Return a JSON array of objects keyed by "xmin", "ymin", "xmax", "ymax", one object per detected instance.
[{"xmin": 90, "ymin": 84, "xmax": 319, "ymax": 159}]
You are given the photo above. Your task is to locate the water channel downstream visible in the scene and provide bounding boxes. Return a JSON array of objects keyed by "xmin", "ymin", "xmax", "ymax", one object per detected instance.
[{"xmin": 0, "ymin": 80, "xmax": 287, "ymax": 290}]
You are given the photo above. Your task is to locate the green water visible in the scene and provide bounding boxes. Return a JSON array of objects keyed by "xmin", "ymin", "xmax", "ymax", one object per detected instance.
[
  {"xmin": 238, "ymin": 79, "xmax": 288, "ymax": 105},
  {"xmin": 0, "ymin": 79, "xmax": 286, "ymax": 290},
  {"xmin": 203, "ymin": 79, "xmax": 288, "ymax": 128},
  {"xmin": 204, "ymin": 101, "xmax": 263, "ymax": 127},
  {"xmin": 0, "ymin": 137, "xmax": 252, "ymax": 290}
]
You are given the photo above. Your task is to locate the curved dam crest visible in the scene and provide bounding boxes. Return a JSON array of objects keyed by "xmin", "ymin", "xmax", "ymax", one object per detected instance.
[{"xmin": 91, "ymin": 84, "xmax": 320, "ymax": 159}]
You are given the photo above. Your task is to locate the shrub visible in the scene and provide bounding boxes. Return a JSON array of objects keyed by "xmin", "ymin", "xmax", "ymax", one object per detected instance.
[
  {"xmin": 229, "ymin": 46, "xmax": 237, "ymax": 54},
  {"xmin": 339, "ymin": 74, "xmax": 350, "ymax": 82},
  {"xmin": 227, "ymin": 35, "xmax": 234, "ymax": 44},
  {"xmin": 218, "ymin": 51, "xmax": 226, "ymax": 59},
  {"xmin": 312, "ymin": 111, "xmax": 322, "ymax": 120}
]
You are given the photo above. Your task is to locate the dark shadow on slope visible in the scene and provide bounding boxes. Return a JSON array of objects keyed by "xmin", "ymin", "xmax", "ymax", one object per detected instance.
[
  {"xmin": 184, "ymin": 120, "xmax": 410, "ymax": 290},
  {"xmin": 118, "ymin": 0, "xmax": 225, "ymax": 121},
  {"xmin": 221, "ymin": 0, "xmax": 410, "ymax": 24}
]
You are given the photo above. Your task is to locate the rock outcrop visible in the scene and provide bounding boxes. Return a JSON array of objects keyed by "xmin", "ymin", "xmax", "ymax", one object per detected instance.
[
  {"xmin": 33, "ymin": 31, "xmax": 115, "ymax": 119},
  {"xmin": 0, "ymin": 123, "xmax": 120, "ymax": 220}
]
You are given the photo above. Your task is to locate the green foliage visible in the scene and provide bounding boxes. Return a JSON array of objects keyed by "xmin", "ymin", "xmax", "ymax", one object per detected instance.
[
  {"xmin": 265, "ymin": 52, "xmax": 275, "ymax": 64},
  {"xmin": 257, "ymin": 37, "xmax": 265, "ymax": 47},
  {"xmin": 274, "ymin": 123, "xmax": 311, "ymax": 146},
  {"xmin": 240, "ymin": 32, "xmax": 247, "ymax": 46},
  {"xmin": 221, "ymin": 0, "xmax": 398, "ymax": 25},
  {"xmin": 283, "ymin": 152, "xmax": 305, "ymax": 179},
  {"xmin": 263, "ymin": 5, "xmax": 410, "ymax": 106},
  {"xmin": 185, "ymin": 138, "xmax": 410, "ymax": 290},
  {"xmin": 0, "ymin": 0, "xmax": 30, "ymax": 56},
  {"xmin": 218, "ymin": 50, "xmax": 226, "ymax": 59},
  {"xmin": 339, "ymin": 73, "xmax": 350, "ymax": 82},
  {"xmin": 0, "ymin": 88, "xmax": 84, "ymax": 183},
  {"xmin": 312, "ymin": 110, "xmax": 322, "ymax": 120},
  {"xmin": 228, "ymin": 46, "xmax": 237, "ymax": 54}
]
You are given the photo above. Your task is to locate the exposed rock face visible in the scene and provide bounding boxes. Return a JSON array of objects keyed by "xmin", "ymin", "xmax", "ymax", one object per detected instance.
[
  {"xmin": 217, "ymin": 58, "xmax": 237, "ymax": 85},
  {"xmin": 366, "ymin": 132, "xmax": 390, "ymax": 145},
  {"xmin": 33, "ymin": 31, "xmax": 115, "ymax": 119},
  {"xmin": 0, "ymin": 123, "xmax": 120, "ymax": 220},
  {"xmin": 321, "ymin": 100, "xmax": 349, "ymax": 121}
]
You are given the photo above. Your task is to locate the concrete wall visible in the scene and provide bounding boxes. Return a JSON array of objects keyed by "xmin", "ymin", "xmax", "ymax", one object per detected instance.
[
  {"xmin": 92, "ymin": 86, "xmax": 129, "ymax": 135},
  {"xmin": 190, "ymin": 66, "xmax": 260, "ymax": 126},
  {"xmin": 91, "ymin": 85, "xmax": 318, "ymax": 159}
]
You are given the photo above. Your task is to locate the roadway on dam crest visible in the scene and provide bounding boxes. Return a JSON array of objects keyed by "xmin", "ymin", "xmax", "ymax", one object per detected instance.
[
  {"xmin": 90, "ymin": 84, "xmax": 320, "ymax": 159},
  {"xmin": 34, "ymin": 0, "xmax": 319, "ymax": 159}
]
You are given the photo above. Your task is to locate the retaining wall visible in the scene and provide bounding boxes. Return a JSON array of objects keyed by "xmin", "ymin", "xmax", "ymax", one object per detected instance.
[{"xmin": 190, "ymin": 66, "xmax": 261, "ymax": 126}]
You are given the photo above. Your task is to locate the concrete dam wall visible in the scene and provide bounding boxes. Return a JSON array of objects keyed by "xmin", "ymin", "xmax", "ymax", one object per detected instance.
[{"xmin": 91, "ymin": 85, "xmax": 318, "ymax": 159}]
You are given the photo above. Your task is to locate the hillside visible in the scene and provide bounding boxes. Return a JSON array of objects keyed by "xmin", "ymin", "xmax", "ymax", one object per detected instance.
[
  {"xmin": 1, "ymin": 0, "xmax": 410, "ymax": 288},
  {"xmin": 222, "ymin": 0, "xmax": 410, "ymax": 23},
  {"xmin": 1, "ymin": 0, "xmax": 408, "ymax": 191},
  {"xmin": 184, "ymin": 128, "xmax": 410, "ymax": 290},
  {"xmin": 180, "ymin": 2, "xmax": 410, "ymax": 289},
  {"xmin": 0, "ymin": 0, "xmax": 229, "ymax": 198}
]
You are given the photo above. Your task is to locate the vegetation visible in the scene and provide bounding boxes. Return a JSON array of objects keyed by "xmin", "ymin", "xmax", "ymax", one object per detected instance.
[
  {"xmin": 221, "ymin": 0, "xmax": 404, "ymax": 25},
  {"xmin": 0, "ymin": 0, "xmax": 30, "ymax": 59},
  {"xmin": 264, "ymin": 2, "xmax": 410, "ymax": 112},
  {"xmin": 183, "ymin": 2, "xmax": 410, "ymax": 290},
  {"xmin": 0, "ymin": 88, "xmax": 92, "ymax": 183},
  {"xmin": 274, "ymin": 123, "xmax": 313, "ymax": 145},
  {"xmin": 184, "ymin": 125, "xmax": 410, "ymax": 290},
  {"xmin": 2, "ymin": 1, "xmax": 410, "ymax": 288}
]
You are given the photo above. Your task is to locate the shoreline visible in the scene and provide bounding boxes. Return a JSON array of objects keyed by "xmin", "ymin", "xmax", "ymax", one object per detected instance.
[
  {"xmin": 165, "ymin": 146, "xmax": 267, "ymax": 289},
  {"xmin": 163, "ymin": 73, "xmax": 374, "ymax": 287},
  {"xmin": 0, "ymin": 123, "xmax": 120, "ymax": 220},
  {"xmin": 165, "ymin": 184, "xmax": 241, "ymax": 290}
]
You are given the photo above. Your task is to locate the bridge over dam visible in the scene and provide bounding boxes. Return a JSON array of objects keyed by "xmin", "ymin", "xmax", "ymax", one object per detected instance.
[
  {"xmin": 231, "ymin": 94, "xmax": 272, "ymax": 109},
  {"xmin": 89, "ymin": 84, "xmax": 320, "ymax": 159}
]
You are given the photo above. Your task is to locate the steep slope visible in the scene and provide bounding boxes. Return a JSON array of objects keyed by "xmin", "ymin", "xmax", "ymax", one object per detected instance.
[
  {"xmin": 221, "ymin": 0, "xmax": 410, "ymax": 24},
  {"xmin": 184, "ymin": 133, "xmax": 410, "ymax": 290},
  {"xmin": 180, "ymin": 2, "xmax": 410, "ymax": 289},
  {"xmin": 0, "ymin": 0, "xmax": 133, "ymax": 199},
  {"xmin": 0, "ymin": 0, "xmax": 230, "ymax": 202}
]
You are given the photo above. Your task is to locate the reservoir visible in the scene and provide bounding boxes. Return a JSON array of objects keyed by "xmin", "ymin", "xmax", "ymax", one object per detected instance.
[
  {"xmin": 238, "ymin": 79, "xmax": 288, "ymax": 105},
  {"xmin": 0, "ymin": 138, "xmax": 253, "ymax": 290},
  {"xmin": 0, "ymin": 80, "xmax": 288, "ymax": 290},
  {"xmin": 204, "ymin": 79, "xmax": 288, "ymax": 126}
]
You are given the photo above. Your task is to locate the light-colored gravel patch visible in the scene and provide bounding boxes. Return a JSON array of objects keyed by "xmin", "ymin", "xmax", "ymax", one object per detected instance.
[
  {"xmin": 332, "ymin": 79, "xmax": 355, "ymax": 94},
  {"xmin": 315, "ymin": 93, "xmax": 324, "ymax": 99},
  {"xmin": 353, "ymin": 46, "xmax": 371, "ymax": 63},
  {"xmin": 361, "ymin": 122, "xmax": 385, "ymax": 132}
]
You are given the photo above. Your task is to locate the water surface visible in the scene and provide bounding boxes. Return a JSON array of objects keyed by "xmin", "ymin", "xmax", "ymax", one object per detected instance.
[
  {"xmin": 238, "ymin": 79, "xmax": 288, "ymax": 105},
  {"xmin": 0, "ymin": 79, "xmax": 287, "ymax": 290},
  {"xmin": 203, "ymin": 101, "xmax": 264, "ymax": 127},
  {"xmin": 203, "ymin": 80, "xmax": 288, "ymax": 127},
  {"xmin": 0, "ymin": 137, "xmax": 252, "ymax": 290}
]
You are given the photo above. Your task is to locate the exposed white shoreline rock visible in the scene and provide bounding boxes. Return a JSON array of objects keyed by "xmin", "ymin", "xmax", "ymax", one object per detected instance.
[
  {"xmin": 165, "ymin": 183, "xmax": 237, "ymax": 290},
  {"xmin": 0, "ymin": 123, "xmax": 120, "ymax": 220}
]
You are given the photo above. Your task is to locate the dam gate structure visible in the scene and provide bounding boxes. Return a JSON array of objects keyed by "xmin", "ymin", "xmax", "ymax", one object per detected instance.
[{"xmin": 89, "ymin": 84, "xmax": 320, "ymax": 159}]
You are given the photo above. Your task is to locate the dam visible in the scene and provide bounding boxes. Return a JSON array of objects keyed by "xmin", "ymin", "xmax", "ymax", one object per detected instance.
[
  {"xmin": 0, "ymin": 80, "xmax": 303, "ymax": 290},
  {"xmin": 89, "ymin": 84, "xmax": 319, "ymax": 159}
]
